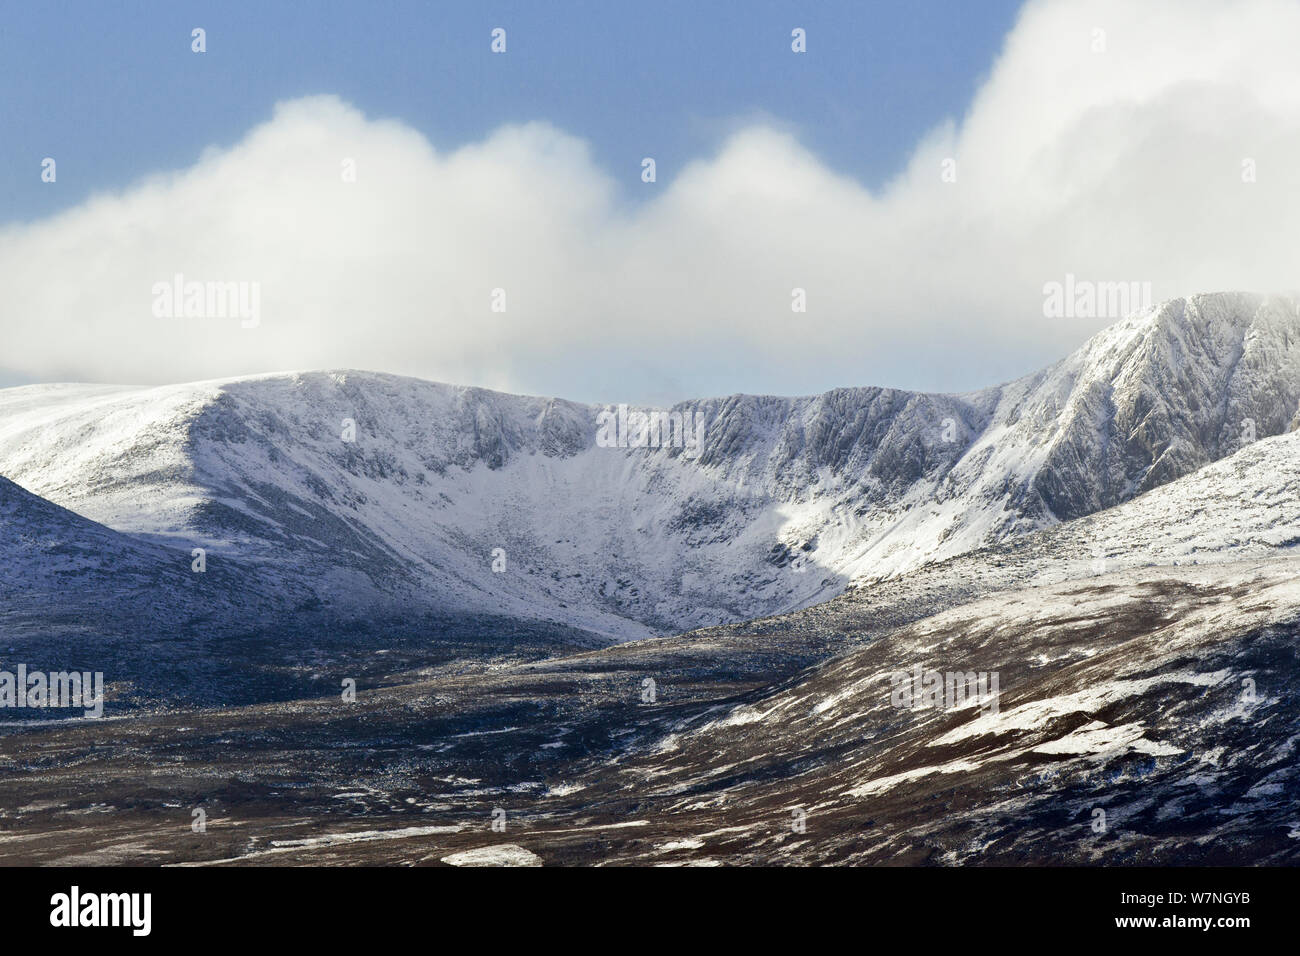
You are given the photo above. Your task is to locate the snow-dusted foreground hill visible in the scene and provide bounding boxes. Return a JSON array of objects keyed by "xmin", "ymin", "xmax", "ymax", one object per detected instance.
[
  {"xmin": 0, "ymin": 472, "xmax": 301, "ymax": 637},
  {"xmin": 2, "ymin": 291, "xmax": 1299, "ymax": 640},
  {"xmin": 592, "ymin": 558, "xmax": 1300, "ymax": 864}
]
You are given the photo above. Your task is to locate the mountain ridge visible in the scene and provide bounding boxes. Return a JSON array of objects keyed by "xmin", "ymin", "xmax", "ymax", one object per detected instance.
[{"xmin": 3, "ymin": 291, "xmax": 1298, "ymax": 639}]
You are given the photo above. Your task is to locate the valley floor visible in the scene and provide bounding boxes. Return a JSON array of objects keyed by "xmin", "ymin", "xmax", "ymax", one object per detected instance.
[{"xmin": 3, "ymin": 557, "xmax": 1297, "ymax": 866}]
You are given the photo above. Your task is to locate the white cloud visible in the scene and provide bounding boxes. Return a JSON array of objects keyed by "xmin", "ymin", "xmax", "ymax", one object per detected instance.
[{"xmin": 3, "ymin": 0, "xmax": 1299, "ymax": 402}]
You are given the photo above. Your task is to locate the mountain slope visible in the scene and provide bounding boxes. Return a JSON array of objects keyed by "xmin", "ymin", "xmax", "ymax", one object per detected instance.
[{"xmin": 0, "ymin": 471, "xmax": 299, "ymax": 644}]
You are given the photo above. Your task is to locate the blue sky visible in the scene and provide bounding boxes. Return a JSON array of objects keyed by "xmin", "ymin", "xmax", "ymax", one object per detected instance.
[
  {"xmin": 2, "ymin": 1, "xmax": 1292, "ymax": 404},
  {"xmin": 1, "ymin": 0, "xmax": 1022, "ymax": 222}
]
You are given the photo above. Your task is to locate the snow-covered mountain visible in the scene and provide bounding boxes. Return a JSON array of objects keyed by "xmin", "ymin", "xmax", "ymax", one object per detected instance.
[
  {"xmin": 6, "ymin": 292, "xmax": 1300, "ymax": 865},
  {"xmin": 2, "ymin": 291, "xmax": 1298, "ymax": 640}
]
